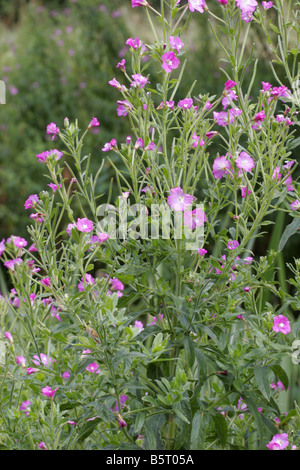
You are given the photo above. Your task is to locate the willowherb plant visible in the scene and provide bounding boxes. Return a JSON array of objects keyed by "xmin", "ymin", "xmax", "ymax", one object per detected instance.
[{"xmin": 0, "ymin": 0, "xmax": 300, "ymax": 451}]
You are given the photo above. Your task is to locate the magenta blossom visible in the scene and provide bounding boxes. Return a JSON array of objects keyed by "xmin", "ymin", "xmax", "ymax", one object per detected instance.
[
  {"xmin": 46, "ymin": 122, "xmax": 60, "ymax": 140},
  {"xmin": 117, "ymin": 100, "xmax": 132, "ymax": 117},
  {"xmin": 88, "ymin": 117, "xmax": 100, "ymax": 129},
  {"xmin": 4, "ymin": 331, "xmax": 13, "ymax": 342},
  {"xmin": 178, "ymin": 98, "xmax": 193, "ymax": 110},
  {"xmin": 167, "ymin": 187, "xmax": 194, "ymax": 212},
  {"xmin": 16, "ymin": 356, "xmax": 26, "ymax": 367},
  {"xmin": 235, "ymin": 151, "xmax": 255, "ymax": 172},
  {"xmin": 290, "ymin": 200, "xmax": 300, "ymax": 210},
  {"xmin": 102, "ymin": 139, "xmax": 117, "ymax": 152},
  {"xmin": 266, "ymin": 433, "xmax": 289, "ymax": 450},
  {"xmin": 42, "ymin": 386, "xmax": 58, "ymax": 399},
  {"xmin": 212, "ymin": 156, "xmax": 231, "ymax": 179},
  {"xmin": 262, "ymin": 1, "xmax": 273, "ymax": 9},
  {"xmin": 25, "ymin": 194, "xmax": 39, "ymax": 209},
  {"xmin": 198, "ymin": 248, "xmax": 207, "ymax": 256},
  {"xmin": 111, "ymin": 394, "xmax": 128, "ymax": 413},
  {"xmin": 20, "ymin": 400, "xmax": 31, "ymax": 415},
  {"xmin": 4, "ymin": 258, "xmax": 23, "ymax": 271},
  {"xmin": 227, "ymin": 240, "xmax": 239, "ymax": 250},
  {"xmin": 36, "ymin": 149, "xmax": 63, "ymax": 163},
  {"xmin": 126, "ymin": 37, "xmax": 142, "ymax": 50},
  {"xmin": 86, "ymin": 362, "xmax": 100, "ymax": 374},
  {"xmin": 131, "ymin": 73, "xmax": 149, "ymax": 88},
  {"xmin": 11, "ymin": 236, "xmax": 27, "ymax": 248},
  {"xmin": 0, "ymin": 239, "xmax": 5, "ymax": 256},
  {"xmin": 41, "ymin": 277, "xmax": 51, "ymax": 288},
  {"xmin": 272, "ymin": 315, "xmax": 291, "ymax": 335},
  {"xmin": 162, "ymin": 51, "xmax": 180, "ymax": 73},
  {"xmin": 188, "ymin": 0, "xmax": 206, "ymax": 13},
  {"xmin": 76, "ymin": 217, "xmax": 94, "ymax": 233},
  {"xmin": 183, "ymin": 208, "xmax": 207, "ymax": 230},
  {"xmin": 78, "ymin": 273, "xmax": 95, "ymax": 292},
  {"xmin": 169, "ymin": 36, "xmax": 184, "ymax": 53},
  {"xmin": 33, "ymin": 353, "xmax": 53, "ymax": 367},
  {"xmin": 131, "ymin": 0, "xmax": 149, "ymax": 6}
]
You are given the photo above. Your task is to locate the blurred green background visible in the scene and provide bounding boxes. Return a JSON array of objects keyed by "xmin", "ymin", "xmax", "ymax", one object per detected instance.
[{"xmin": 0, "ymin": 0, "xmax": 298, "ymax": 409}]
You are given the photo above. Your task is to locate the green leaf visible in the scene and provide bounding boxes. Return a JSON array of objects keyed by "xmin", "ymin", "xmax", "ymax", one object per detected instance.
[
  {"xmin": 279, "ymin": 217, "xmax": 300, "ymax": 251},
  {"xmin": 270, "ymin": 364, "xmax": 289, "ymax": 390},
  {"xmin": 173, "ymin": 407, "xmax": 190, "ymax": 424},
  {"xmin": 213, "ymin": 413, "xmax": 228, "ymax": 448},
  {"xmin": 144, "ymin": 421, "xmax": 157, "ymax": 450},
  {"xmin": 190, "ymin": 410, "xmax": 207, "ymax": 450},
  {"xmin": 183, "ymin": 336, "xmax": 195, "ymax": 367},
  {"xmin": 135, "ymin": 412, "xmax": 146, "ymax": 434},
  {"xmin": 254, "ymin": 366, "xmax": 271, "ymax": 400}
]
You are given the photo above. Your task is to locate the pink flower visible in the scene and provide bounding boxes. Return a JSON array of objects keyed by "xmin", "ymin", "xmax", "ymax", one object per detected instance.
[
  {"xmin": 191, "ymin": 133, "xmax": 205, "ymax": 148},
  {"xmin": 116, "ymin": 59, "xmax": 126, "ymax": 72},
  {"xmin": 46, "ymin": 122, "xmax": 60, "ymax": 140},
  {"xmin": 131, "ymin": 0, "xmax": 149, "ymax": 6},
  {"xmin": 41, "ymin": 277, "xmax": 51, "ymax": 288},
  {"xmin": 33, "ymin": 353, "xmax": 53, "ymax": 367},
  {"xmin": 272, "ymin": 315, "xmax": 291, "ymax": 335},
  {"xmin": 218, "ymin": 0, "xmax": 228, "ymax": 4},
  {"xmin": 4, "ymin": 258, "xmax": 23, "ymax": 271},
  {"xmin": 198, "ymin": 248, "xmax": 207, "ymax": 256},
  {"xmin": 188, "ymin": 0, "xmax": 206, "ymax": 13},
  {"xmin": 36, "ymin": 149, "xmax": 63, "ymax": 163},
  {"xmin": 240, "ymin": 186, "xmax": 251, "ymax": 198},
  {"xmin": 290, "ymin": 200, "xmax": 300, "ymax": 211},
  {"xmin": 162, "ymin": 51, "xmax": 180, "ymax": 73},
  {"xmin": 131, "ymin": 73, "xmax": 149, "ymax": 88},
  {"xmin": 78, "ymin": 273, "xmax": 95, "ymax": 292},
  {"xmin": 266, "ymin": 433, "xmax": 289, "ymax": 450},
  {"xmin": 167, "ymin": 187, "xmax": 194, "ymax": 212},
  {"xmin": 213, "ymin": 109, "xmax": 241, "ymax": 126},
  {"xmin": 169, "ymin": 36, "xmax": 184, "ymax": 53},
  {"xmin": 20, "ymin": 400, "xmax": 31, "ymax": 415},
  {"xmin": 88, "ymin": 117, "xmax": 100, "ymax": 129},
  {"xmin": 183, "ymin": 208, "xmax": 207, "ymax": 230},
  {"xmin": 235, "ymin": 0, "xmax": 258, "ymax": 14},
  {"xmin": 42, "ymin": 386, "xmax": 58, "ymax": 398},
  {"xmin": 16, "ymin": 356, "xmax": 26, "ymax": 367},
  {"xmin": 212, "ymin": 156, "xmax": 231, "ymax": 179},
  {"xmin": 98, "ymin": 232, "xmax": 109, "ymax": 243},
  {"xmin": 76, "ymin": 217, "xmax": 94, "ymax": 233},
  {"xmin": 126, "ymin": 37, "xmax": 142, "ymax": 50},
  {"xmin": 38, "ymin": 442, "xmax": 47, "ymax": 450},
  {"xmin": 86, "ymin": 362, "xmax": 100, "ymax": 373},
  {"xmin": 118, "ymin": 416, "xmax": 127, "ymax": 428},
  {"xmin": 235, "ymin": 151, "xmax": 255, "ymax": 172},
  {"xmin": 11, "ymin": 236, "xmax": 27, "ymax": 248},
  {"xmin": 272, "ymin": 167, "xmax": 281, "ymax": 181},
  {"xmin": 262, "ymin": 81, "xmax": 272, "ymax": 92},
  {"xmin": 225, "ymin": 80, "xmax": 236, "ymax": 90},
  {"xmin": 26, "ymin": 367, "xmax": 40, "ymax": 374},
  {"xmin": 134, "ymin": 320, "xmax": 144, "ymax": 333},
  {"xmin": 111, "ymin": 395, "xmax": 128, "ymax": 413},
  {"xmin": 117, "ymin": 100, "xmax": 132, "ymax": 117},
  {"xmin": 222, "ymin": 90, "xmax": 238, "ymax": 110},
  {"xmin": 178, "ymin": 98, "xmax": 193, "ymax": 110},
  {"xmin": 4, "ymin": 331, "xmax": 13, "ymax": 342},
  {"xmin": 25, "ymin": 194, "xmax": 39, "ymax": 209},
  {"xmin": 134, "ymin": 137, "xmax": 144, "ymax": 149},
  {"xmin": 102, "ymin": 139, "xmax": 117, "ymax": 152},
  {"xmin": 48, "ymin": 183, "xmax": 62, "ymax": 192},
  {"xmin": 262, "ymin": 1, "xmax": 273, "ymax": 9},
  {"xmin": 166, "ymin": 100, "xmax": 175, "ymax": 110},
  {"xmin": 227, "ymin": 240, "xmax": 239, "ymax": 250},
  {"xmin": 0, "ymin": 239, "xmax": 5, "ymax": 256},
  {"xmin": 62, "ymin": 371, "xmax": 70, "ymax": 380}
]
